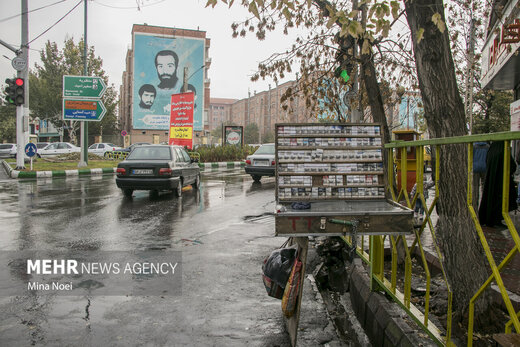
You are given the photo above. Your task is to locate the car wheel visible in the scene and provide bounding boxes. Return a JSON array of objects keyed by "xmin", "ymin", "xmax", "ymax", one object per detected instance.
[
  {"xmin": 123, "ymin": 189, "xmax": 133, "ymax": 198},
  {"xmin": 150, "ymin": 190, "xmax": 159, "ymax": 198},
  {"xmin": 193, "ymin": 174, "xmax": 200, "ymax": 190},
  {"xmin": 175, "ymin": 180, "xmax": 183, "ymax": 197},
  {"xmin": 252, "ymin": 175, "xmax": 261, "ymax": 182}
]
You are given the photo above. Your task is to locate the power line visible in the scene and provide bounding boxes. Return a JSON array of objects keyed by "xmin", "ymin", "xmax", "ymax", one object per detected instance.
[
  {"xmin": 27, "ymin": 0, "xmax": 83, "ymax": 46},
  {"xmin": 92, "ymin": 0, "xmax": 167, "ymax": 10},
  {"xmin": 0, "ymin": 0, "xmax": 70, "ymax": 24}
]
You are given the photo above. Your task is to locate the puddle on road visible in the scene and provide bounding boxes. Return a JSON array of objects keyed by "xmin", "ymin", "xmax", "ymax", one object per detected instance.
[{"xmin": 243, "ymin": 212, "xmax": 275, "ymax": 224}]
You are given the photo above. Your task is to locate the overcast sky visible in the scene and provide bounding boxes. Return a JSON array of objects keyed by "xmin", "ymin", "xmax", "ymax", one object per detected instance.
[{"xmin": 0, "ymin": 0, "xmax": 302, "ymax": 100}]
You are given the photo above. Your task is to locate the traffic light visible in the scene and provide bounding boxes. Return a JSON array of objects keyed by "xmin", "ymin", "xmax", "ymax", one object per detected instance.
[
  {"xmin": 14, "ymin": 78, "xmax": 24, "ymax": 106},
  {"xmin": 334, "ymin": 67, "xmax": 350, "ymax": 83},
  {"xmin": 4, "ymin": 78, "xmax": 24, "ymax": 106},
  {"xmin": 4, "ymin": 78, "xmax": 15, "ymax": 105}
]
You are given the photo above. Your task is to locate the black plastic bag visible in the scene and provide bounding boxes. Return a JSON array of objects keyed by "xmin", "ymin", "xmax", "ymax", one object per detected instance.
[{"xmin": 262, "ymin": 242, "xmax": 297, "ymax": 288}]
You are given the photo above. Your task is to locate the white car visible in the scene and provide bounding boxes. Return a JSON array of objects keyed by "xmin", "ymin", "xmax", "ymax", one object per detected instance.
[
  {"xmin": 88, "ymin": 143, "xmax": 122, "ymax": 157},
  {"xmin": 244, "ymin": 143, "xmax": 275, "ymax": 182},
  {"xmin": 38, "ymin": 142, "xmax": 80, "ymax": 158},
  {"xmin": 0, "ymin": 143, "xmax": 16, "ymax": 159}
]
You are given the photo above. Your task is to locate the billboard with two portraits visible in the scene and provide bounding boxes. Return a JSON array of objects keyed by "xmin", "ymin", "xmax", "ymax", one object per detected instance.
[{"xmin": 132, "ymin": 32, "xmax": 204, "ymax": 131}]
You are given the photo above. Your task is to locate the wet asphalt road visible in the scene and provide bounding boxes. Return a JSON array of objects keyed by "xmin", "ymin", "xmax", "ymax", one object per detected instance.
[{"xmin": 0, "ymin": 169, "xmax": 337, "ymax": 346}]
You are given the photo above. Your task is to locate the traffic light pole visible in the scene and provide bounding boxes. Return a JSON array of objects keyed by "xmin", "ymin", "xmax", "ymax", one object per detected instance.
[
  {"xmin": 15, "ymin": 0, "xmax": 29, "ymax": 170},
  {"xmin": 15, "ymin": 105, "xmax": 24, "ymax": 169}
]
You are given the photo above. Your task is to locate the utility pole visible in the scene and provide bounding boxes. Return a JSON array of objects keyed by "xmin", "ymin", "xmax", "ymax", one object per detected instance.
[
  {"xmin": 79, "ymin": 0, "xmax": 88, "ymax": 166},
  {"xmin": 182, "ymin": 66, "xmax": 189, "ymax": 92},
  {"xmin": 406, "ymin": 95, "xmax": 410, "ymax": 129},
  {"xmin": 268, "ymin": 84, "xmax": 271, "ymax": 139},
  {"xmin": 15, "ymin": 0, "xmax": 29, "ymax": 170},
  {"xmin": 465, "ymin": 17, "xmax": 476, "ymax": 134},
  {"xmin": 247, "ymin": 89, "xmax": 251, "ymax": 125},
  {"xmin": 350, "ymin": 0, "xmax": 362, "ymax": 123}
]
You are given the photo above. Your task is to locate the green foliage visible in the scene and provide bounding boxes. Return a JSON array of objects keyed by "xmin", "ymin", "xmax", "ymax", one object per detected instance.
[
  {"xmin": 244, "ymin": 123, "xmax": 259, "ymax": 144},
  {"xmin": 473, "ymin": 90, "xmax": 513, "ymax": 134},
  {"xmin": 193, "ymin": 145, "xmax": 257, "ymax": 162},
  {"xmin": 211, "ymin": 122, "xmax": 237, "ymax": 139},
  {"xmin": 29, "ymin": 38, "xmax": 119, "ymax": 142},
  {"xmin": 211, "ymin": 124, "xmax": 223, "ymax": 139},
  {"xmin": 0, "ymin": 103, "xmax": 16, "ymax": 142},
  {"xmin": 263, "ymin": 130, "xmax": 275, "ymax": 143}
]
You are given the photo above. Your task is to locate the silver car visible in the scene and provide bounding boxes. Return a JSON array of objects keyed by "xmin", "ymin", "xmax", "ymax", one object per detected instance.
[
  {"xmin": 88, "ymin": 143, "xmax": 122, "ymax": 157},
  {"xmin": 38, "ymin": 142, "xmax": 80, "ymax": 158},
  {"xmin": 0, "ymin": 143, "xmax": 17, "ymax": 159},
  {"xmin": 244, "ymin": 143, "xmax": 275, "ymax": 182}
]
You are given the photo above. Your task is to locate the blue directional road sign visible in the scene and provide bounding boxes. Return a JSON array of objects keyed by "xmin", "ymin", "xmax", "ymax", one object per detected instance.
[
  {"xmin": 62, "ymin": 99, "xmax": 106, "ymax": 121},
  {"xmin": 25, "ymin": 143, "xmax": 37, "ymax": 157}
]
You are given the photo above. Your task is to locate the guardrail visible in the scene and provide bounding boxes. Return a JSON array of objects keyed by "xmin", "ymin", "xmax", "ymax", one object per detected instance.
[
  {"xmin": 105, "ymin": 151, "xmax": 128, "ymax": 160},
  {"xmin": 188, "ymin": 151, "xmax": 200, "ymax": 162},
  {"xmin": 340, "ymin": 131, "xmax": 520, "ymax": 346}
]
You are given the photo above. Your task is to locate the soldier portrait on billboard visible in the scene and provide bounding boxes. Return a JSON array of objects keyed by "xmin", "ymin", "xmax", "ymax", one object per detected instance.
[
  {"xmin": 133, "ymin": 33, "xmax": 204, "ymax": 131},
  {"xmin": 187, "ymin": 84, "xmax": 197, "ymax": 110},
  {"xmin": 138, "ymin": 84, "xmax": 157, "ymax": 109},
  {"xmin": 155, "ymin": 50, "xmax": 179, "ymax": 90}
]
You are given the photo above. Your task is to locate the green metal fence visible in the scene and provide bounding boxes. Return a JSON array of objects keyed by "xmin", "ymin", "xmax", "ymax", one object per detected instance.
[{"xmin": 341, "ymin": 131, "xmax": 520, "ymax": 346}]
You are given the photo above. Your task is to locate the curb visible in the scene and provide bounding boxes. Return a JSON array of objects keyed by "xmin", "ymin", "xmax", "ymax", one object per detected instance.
[
  {"xmin": 6, "ymin": 164, "xmax": 117, "ymax": 179},
  {"xmin": 347, "ymin": 259, "xmax": 438, "ymax": 346},
  {"xmin": 199, "ymin": 161, "xmax": 245, "ymax": 170},
  {"xmin": 2, "ymin": 160, "xmax": 245, "ymax": 180}
]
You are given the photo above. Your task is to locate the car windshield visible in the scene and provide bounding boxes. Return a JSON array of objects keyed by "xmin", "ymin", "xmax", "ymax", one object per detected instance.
[
  {"xmin": 254, "ymin": 144, "xmax": 274, "ymax": 155},
  {"xmin": 36, "ymin": 143, "xmax": 48, "ymax": 149},
  {"xmin": 127, "ymin": 146, "xmax": 171, "ymax": 160},
  {"xmin": 106, "ymin": 143, "xmax": 117, "ymax": 147}
]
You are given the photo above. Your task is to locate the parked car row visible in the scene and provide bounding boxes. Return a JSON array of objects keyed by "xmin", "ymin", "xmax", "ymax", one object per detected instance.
[
  {"xmin": 0, "ymin": 142, "xmax": 127, "ymax": 159},
  {"xmin": 0, "ymin": 142, "xmax": 80, "ymax": 159}
]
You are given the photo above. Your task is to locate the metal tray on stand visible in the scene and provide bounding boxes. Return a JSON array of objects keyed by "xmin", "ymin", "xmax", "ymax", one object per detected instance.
[{"xmin": 275, "ymin": 199, "xmax": 413, "ymax": 237}]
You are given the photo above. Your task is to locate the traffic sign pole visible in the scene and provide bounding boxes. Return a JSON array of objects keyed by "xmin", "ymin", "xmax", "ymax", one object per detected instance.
[{"xmin": 24, "ymin": 143, "xmax": 37, "ymax": 171}]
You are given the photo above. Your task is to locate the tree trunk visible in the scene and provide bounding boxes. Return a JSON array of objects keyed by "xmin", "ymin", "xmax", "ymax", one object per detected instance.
[
  {"xmin": 404, "ymin": 0, "xmax": 492, "ymax": 318},
  {"xmin": 359, "ymin": 48, "xmax": 392, "ymax": 195}
]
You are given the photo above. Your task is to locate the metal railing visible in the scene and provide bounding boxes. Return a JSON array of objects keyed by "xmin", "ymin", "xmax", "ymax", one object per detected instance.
[
  {"xmin": 341, "ymin": 131, "xmax": 520, "ymax": 346},
  {"xmin": 105, "ymin": 151, "xmax": 129, "ymax": 160}
]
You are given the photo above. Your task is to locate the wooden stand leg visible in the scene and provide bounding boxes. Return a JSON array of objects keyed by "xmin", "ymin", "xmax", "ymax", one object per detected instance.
[{"xmin": 284, "ymin": 237, "xmax": 309, "ymax": 347}]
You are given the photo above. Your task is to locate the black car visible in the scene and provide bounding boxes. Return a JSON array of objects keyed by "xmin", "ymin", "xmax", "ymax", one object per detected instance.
[{"xmin": 115, "ymin": 145, "xmax": 200, "ymax": 197}]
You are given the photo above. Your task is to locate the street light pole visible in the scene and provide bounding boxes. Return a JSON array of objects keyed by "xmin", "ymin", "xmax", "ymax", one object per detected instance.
[{"xmin": 79, "ymin": 0, "xmax": 88, "ymax": 167}]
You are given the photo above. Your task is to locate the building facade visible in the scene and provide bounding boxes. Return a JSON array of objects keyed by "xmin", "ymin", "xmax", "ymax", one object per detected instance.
[
  {"xmin": 209, "ymin": 98, "xmax": 237, "ymax": 132},
  {"xmin": 482, "ymin": 0, "xmax": 520, "ymax": 133},
  {"xmin": 119, "ymin": 24, "xmax": 211, "ymax": 146},
  {"xmin": 209, "ymin": 81, "xmax": 315, "ymax": 144},
  {"xmin": 209, "ymin": 80, "xmax": 421, "ymax": 144}
]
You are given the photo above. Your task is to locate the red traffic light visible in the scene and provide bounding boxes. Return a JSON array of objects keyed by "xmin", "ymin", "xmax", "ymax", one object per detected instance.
[{"xmin": 15, "ymin": 78, "xmax": 24, "ymax": 86}]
